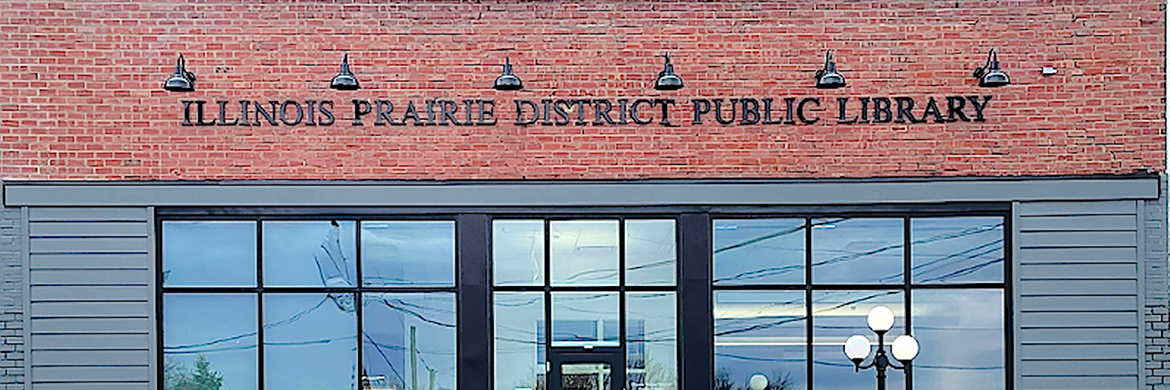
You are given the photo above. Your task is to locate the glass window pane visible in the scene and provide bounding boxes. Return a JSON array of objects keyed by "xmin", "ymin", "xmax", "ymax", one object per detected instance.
[
  {"xmin": 625, "ymin": 220, "xmax": 677, "ymax": 286},
  {"xmin": 812, "ymin": 290, "xmax": 904, "ymax": 390},
  {"xmin": 911, "ymin": 217, "xmax": 1005, "ymax": 284},
  {"xmin": 551, "ymin": 292, "xmax": 620, "ymax": 347},
  {"xmin": 163, "ymin": 221, "xmax": 256, "ymax": 287},
  {"xmin": 362, "ymin": 221, "xmax": 456, "ymax": 287},
  {"xmin": 164, "ymin": 294, "xmax": 257, "ymax": 390},
  {"xmin": 263, "ymin": 220, "xmax": 357, "ymax": 287},
  {"xmin": 627, "ymin": 292, "xmax": 677, "ymax": 390},
  {"xmin": 363, "ymin": 292, "xmax": 456, "ymax": 390},
  {"xmin": 812, "ymin": 218, "xmax": 903, "ymax": 284},
  {"xmin": 563, "ymin": 363, "xmax": 611, "ymax": 390},
  {"xmin": 493, "ymin": 220, "xmax": 545, "ymax": 286},
  {"xmin": 551, "ymin": 220, "xmax": 619, "ymax": 286},
  {"xmin": 714, "ymin": 219, "xmax": 805, "ymax": 285},
  {"xmin": 912, "ymin": 290, "xmax": 1004, "ymax": 390},
  {"xmin": 494, "ymin": 292, "xmax": 546, "ymax": 390},
  {"xmin": 715, "ymin": 291, "xmax": 805, "ymax": 390},
  {"xmin": 263, "ymin": 293, "xmax": 357, "ymax": 390}
]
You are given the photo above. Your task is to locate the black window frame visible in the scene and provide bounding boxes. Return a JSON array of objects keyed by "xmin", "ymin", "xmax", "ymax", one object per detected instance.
[
  {"xmin": 155, "ymin": 204, "xmax": 1012, "ymax": 390},
  {"xmin": 156, "ymin": 213, "xmax": 461, "ymax": 390}
]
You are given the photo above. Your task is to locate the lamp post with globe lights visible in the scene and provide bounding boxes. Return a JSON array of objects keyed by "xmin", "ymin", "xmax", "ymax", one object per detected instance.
[{"xmin": 842, "ymin": 306, "xmax": 920, "ymax": 390}]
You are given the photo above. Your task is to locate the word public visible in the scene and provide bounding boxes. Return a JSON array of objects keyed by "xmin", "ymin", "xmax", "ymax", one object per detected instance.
[{"xmin": 179, "ymin": 96, "xmax": 993, "ymax": 127}]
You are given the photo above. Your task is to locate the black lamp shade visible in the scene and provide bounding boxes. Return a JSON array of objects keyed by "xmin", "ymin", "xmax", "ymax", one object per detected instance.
[
  {"xmin": 163, "ymin": 54, "xmax": 195, "ymax": 92},
  {"xmin": 493, "ymin": 57, "xmax": 523, "ymax": 91},
  {"xmin": 654, "ymin": 53, "xmax": 684, "ymax": 91},
  {"xmin": 815, "ymin": 51, "xmax": 846, "ymax": 89},
  {"xmin": 974, "ymin": 49, "xmax": 1010, "ymax": 88},
  {"xmin": 330, "ymin": 54, "xmax": 360, "ymax": 91}
]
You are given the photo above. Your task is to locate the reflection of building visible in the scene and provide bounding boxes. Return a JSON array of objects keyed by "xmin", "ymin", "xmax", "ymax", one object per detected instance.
[{"xmin": 0, "ymin": 1, "xmax": 1168, "ymax": 390}]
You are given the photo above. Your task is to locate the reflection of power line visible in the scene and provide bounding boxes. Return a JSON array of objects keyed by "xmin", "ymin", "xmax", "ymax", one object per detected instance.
[
  {"xmin": 714, "ymin": 221, "xmax": 1002, "ymax": 283},
  {"xmin": 715, "ymin": 291, "xmax": 898, "ymax": 336}
]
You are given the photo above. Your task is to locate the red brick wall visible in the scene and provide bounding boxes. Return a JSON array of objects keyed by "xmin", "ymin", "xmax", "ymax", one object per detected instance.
[{"xmin": 0, "ymin": 0, "xmax": 1164, "ymax": 180}]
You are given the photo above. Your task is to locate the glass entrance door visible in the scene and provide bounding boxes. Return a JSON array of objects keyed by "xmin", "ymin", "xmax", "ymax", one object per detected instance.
[{"xmin": 549, "ymin": 349, "xmax": 625, "ymax": 390}]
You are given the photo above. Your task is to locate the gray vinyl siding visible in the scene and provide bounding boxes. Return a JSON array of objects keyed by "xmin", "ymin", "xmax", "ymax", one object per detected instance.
[
  {"xmin": 1016, "ymin": 201, "xmax": 1142, "ymax": 389},
  {"xmin": 26, "ymin": 207, "xmax": 154, "ymax": 390},
  {"xmin": 1142, "ymin": 177, "xmax": 1169, "ymax": 390}
]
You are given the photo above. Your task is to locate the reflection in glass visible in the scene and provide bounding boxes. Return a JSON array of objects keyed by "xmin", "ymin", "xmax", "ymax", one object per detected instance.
[
  {"xmin": 363, "ymin": 292, "xmax": 456, "ymax": 390},
  {"xmin": 627, "ymin": 293, "xmax": 677, "ymax": 390},
  {"xmin": 552, "ymin": 292, "xmax": 620, "ymax": 347},
  {"xmin": 625, "ymin": 220, "xmax": 677, "ymax": 286},
  {"xmin": 913, "ymin": 290, "xmax": 1004, "ymax": 390},
  {"xmin": 551, "ymin": 220, "xmax": 619, "ymax": 286},
  {"xmin": 163, "ymin": 221, "xmax": 256, "ymax": 287},
  {"xmin": 812, "ymin": 218, "xmax": 903, "ymax": 284},
  {"xmin": 164, "ymin": 294, "xmax": 257, "ymax": 390},
  {"xmin": 911, "ymin": 217, "xmax": 1005, "ymax": 284},
  {"xmin": 494, "ymin": 292, "xmax": 545, "ymax": 390},
  {"xmin": 714, "ymin": 219, "xmax": 805, "ymax": 285},
  {"xmin": 714, "ymin": 291, "xmax": 805, "ymax": 390},
  {"xmin": 263, "ymin": 293, "xmax": 357, "ymax": 390},
  {"xmin": 362, "ymin": 221, "xmax": 456, "ymax": 287},
  {"xmin": 263, "ymin": 221, "xmax": 357, "ymax": 287},
  {"xmin": 493, "ymin": 220, "xmax": 545, "ymax": 286},
  {"xmin": 812, "ymin": 290, "xmax": 904, "ymax": 390},
  {"xmin": 563, "ymin": 363, "xmax": 611, "ymax": 390}
]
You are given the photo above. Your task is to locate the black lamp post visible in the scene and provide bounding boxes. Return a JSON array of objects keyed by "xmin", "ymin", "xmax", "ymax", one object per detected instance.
[{"xmin": 843, "ymin": 306, "xmax": 920, "ymax": 390}]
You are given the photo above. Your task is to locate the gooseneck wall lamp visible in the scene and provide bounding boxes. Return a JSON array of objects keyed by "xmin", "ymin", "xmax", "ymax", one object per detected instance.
[
  {"xmin": 330, "ymin": 53, "xmax": 360, "ymax": 91},
  {"xmin": 163, "ymin": 54, "xmax": 196, "ymax": 92},
  {"xmin": 815, "ymin": 50, "xmax": 846, "ymax": 89},
  {"xmin": 492, "ymin": 55, "xmax": 523, "ymax": 91},
  {"xmin": 973, "ymin": 48, "xmax": 1010, "ymax": 88},
  {"xmin": 654, "ymin": 52, "xmax": 684, "ymax": 91},
  {"xmin": 843, "ymin": 306, "xmax": 920, "ymax": 390}
]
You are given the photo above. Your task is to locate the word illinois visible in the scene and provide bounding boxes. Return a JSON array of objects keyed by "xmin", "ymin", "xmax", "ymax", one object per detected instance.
[{"xmin": 179, "ymin": 96, "xmax": 992, "ymax": 127}]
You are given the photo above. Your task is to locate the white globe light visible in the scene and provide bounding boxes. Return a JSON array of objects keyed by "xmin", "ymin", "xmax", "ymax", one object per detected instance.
[
  {"xmin": 749, "ymin": 374, "xmax": 769, "ymax": 390},
  {"xmin": 843, "ymin": 335, "xmax": 871, "ymax": 361},
  {"xmin": 892, "ymin": 335, "xmax": 920, "ymax": 362},
  {"xmin": 867, "ymin": 306, "xmax": 895, "ymax": 332}
]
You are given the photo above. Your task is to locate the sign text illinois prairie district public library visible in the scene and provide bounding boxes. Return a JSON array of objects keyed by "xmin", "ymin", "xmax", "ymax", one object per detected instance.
[{"xmin": 180, "ymin": 96, "xmax": 993, "ymax": 127}]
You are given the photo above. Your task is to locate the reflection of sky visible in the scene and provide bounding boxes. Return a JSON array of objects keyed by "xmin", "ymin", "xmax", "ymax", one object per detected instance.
[
  {"xmin": 913, "ymin": 290, "xmax": 1004, "ymax": 390},
  {"xmin": 625, "ymin": 220, "xmax": 676, "ymax": 286},
  {"xmin": 911, "ymin": 217, "xmax": 1004, "ymax": 284},
  {"xmin": 812, "ymin": 291, "xmax": 906, "ymax": 390},
  {"xmin": 812, "ymin": 219, "xmax": 903, "ymax": 284},
  {"xmin": 714, "ymin": 219, "xmax": 805, "ymax": 285},
  {"xmin": 263, "ymin": 221, "xmax": 357, "ymax": 287},
  {"xmin": 493, "ymin": 220, "xmax": 545, "ymax": 286},
  {"xmin": 550, "ymin": 221, "xmax": 619, "ymax": 286},
  {"xmin": 627, "ymin": 293, "xmax": 677, "ymax": 390},
  {"xmin": 551, "ymin": 292, "xmax": 620, "ymax": 346},
  {"xmin": 364, "ymin": 293, "xmax": 456, "ymax": 390},
  {"xmin": 264, "ymin": 293, "xmax": 357, "ymax": 390},
  {"xmin": 162, "ymin": 221, "xmax": 256, "ymax": 287},
  {"xmin": 164, "ymin": 294, "xmax": 257, "ymax": 390},
  {"xmin": 715, "ymin": 291, "xmax": 806, "ymax": 390},
  {"xmin": 494, "ymin": 292, "xmax": 545, "ymax": 390},
  {"xmin": 362, "ymin": 221, "xmax": 455, "ymax": 287}
]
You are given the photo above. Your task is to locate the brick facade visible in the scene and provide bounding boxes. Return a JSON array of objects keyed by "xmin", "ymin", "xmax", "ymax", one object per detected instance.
[
  {"xmin": 0, "ymin": 206, "xmax": 22, "ymax": 390},
  {"xmin": 0, "ymin": 0, "xmax": 1164, "ymax": 180},
  {"xmin": 1147, "ymin": 175, "xmax": 1170, "ymax": 390}
]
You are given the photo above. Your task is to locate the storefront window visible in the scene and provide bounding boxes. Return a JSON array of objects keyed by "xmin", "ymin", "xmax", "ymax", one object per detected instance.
[
  {"xmin": 712, "ymin": 215, "xmax": 1006, "ymax": 390},
  {"xmin": 492, "ymin": 218, "xmax": 679, "ymax": 390},
  {"xmin": 714, "ymin": 219, "xmax": 805, "ymax": 285},
  {"xmin": 715, "ymin": 291, "xmax": 806, "ymax": 390},
  {"xmin": 162, "ymin": 218, "xmax": 457, "ymax": 390},
  {"xmin": 162, "ymin": 221, "xmax": 256, "ymax": 287}
]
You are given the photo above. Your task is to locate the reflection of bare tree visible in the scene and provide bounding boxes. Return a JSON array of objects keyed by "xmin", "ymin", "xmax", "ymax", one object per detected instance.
[
  {"xmin": 714, "ymin": 367, "xmax": 797, "ymax": 390},
  {"xmin": 509, "ymin": 364, "xmax": 544, "ymax": 390}
]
